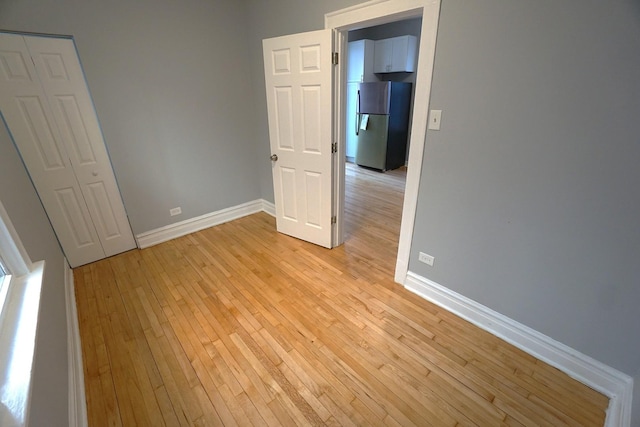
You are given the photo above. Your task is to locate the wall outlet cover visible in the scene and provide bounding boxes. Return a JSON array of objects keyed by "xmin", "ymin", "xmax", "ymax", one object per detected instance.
[{"xmin": 418, "ymin": 251, "xmax": 435, "ymax": 266}]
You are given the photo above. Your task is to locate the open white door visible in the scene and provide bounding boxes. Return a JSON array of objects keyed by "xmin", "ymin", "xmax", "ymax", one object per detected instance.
[
  {"xmin": 0, "ymin": 33, "xmax": 136, "ymax": 267},
  {"xmin": 263, "ymin": 29, "xmax": 334, "ymax": 248}
]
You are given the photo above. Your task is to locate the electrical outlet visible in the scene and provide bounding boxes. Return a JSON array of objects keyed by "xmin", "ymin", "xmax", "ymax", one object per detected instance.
[
  {"xmin": 418, "ymin": 252, "xmax": 435, "ymax": 266},
  {"xmin": 170, "ymin": 207, "xmax": 182, "ymax": 216}
]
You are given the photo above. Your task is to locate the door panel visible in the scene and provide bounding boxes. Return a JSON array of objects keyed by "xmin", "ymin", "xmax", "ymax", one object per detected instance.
[
  {"xmin": 274, "ymin": 87, "xmax": 294, "ymax": 151},
  {"xmin": 263, "ymin": 29, "xmax": 333, "ymax": 248},
  {"xmin": 279, "ymin": 167, "xmax": 297, "ymax": 220},
  {"xmin": 55, "ymin": 187, "xmax": 97, "ymax": 247},
  {"xmin": 86, "ymin": 181, "xmax": 121, "ymax": 239},
  {"xmin": 16, "ymin": 96, "xmax": 67, "ymax": 170},
  {"xmin": 301, "ymin": 86, "xmax": 322, "ymax": 153},
  {"xmin": 304, "ymin": 172, "xmax": 322, "ymax": 227},
  {"xmin": 55, "ymin": 95, "xmax": 98, "ymax": 165}
]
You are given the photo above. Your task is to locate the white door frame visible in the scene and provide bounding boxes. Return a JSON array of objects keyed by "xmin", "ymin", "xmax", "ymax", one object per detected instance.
[{"xmin": 326, "ymin": 0, "xmax": 442, "ymax": 284}]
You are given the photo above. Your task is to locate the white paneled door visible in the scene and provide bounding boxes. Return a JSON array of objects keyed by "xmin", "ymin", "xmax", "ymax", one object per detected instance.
[
  {"xmin": 263, "ymin": 29, "xmax": 334, "ymax": 248},
  {"xmin": 0, "ymin": 33, "xmax": 135, "ymax": 267}
]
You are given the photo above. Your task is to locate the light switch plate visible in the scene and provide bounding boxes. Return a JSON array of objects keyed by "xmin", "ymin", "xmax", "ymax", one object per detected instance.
[{"xmin": 428, "ymin": 109, "xmax": 442, "ymax": 131}]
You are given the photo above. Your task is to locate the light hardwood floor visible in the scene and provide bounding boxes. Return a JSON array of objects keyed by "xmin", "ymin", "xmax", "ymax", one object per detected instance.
[{"xmin": 75, "ymin": 163, "xmax": 609, "ymax": 426}]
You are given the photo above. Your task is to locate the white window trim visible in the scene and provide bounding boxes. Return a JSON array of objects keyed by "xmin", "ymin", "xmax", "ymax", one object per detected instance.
[
  {"xmin": 0, "ymin": 273, "xmax": 11, "ymax": 322},
  {"xmin": 0, "ymin": 199, "xmax": 43, "ymax": 427},
  {"xmin": 0, "ymin": 200, "xmax": 32, "ymax": 277}
]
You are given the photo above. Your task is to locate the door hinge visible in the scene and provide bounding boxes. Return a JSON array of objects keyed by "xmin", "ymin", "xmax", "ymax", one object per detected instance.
[
  {"xmin": 331, "ymin": 142, "xmax": 337, "ymax": 153},
  {"xmin": 332, "ymin": 52, "xmax": 339, "ymax": 65},
  {"xmin": 331, "ymin": 215, "xmax": 337, "ymax": 224}
]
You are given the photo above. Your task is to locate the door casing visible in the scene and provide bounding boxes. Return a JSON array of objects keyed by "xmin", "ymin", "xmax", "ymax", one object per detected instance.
[{"xmin": 326, "ymin": 0, "xmax": 442, "ymax": 284}]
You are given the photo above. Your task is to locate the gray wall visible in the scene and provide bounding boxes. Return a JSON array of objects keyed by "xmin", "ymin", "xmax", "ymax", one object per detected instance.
[
  {"xmin": 0, "ymin": 0, "xmax": 261, "ymax": 235},
  {"xmin": 408, "ymin": 0, "xmax": 640, "ymax": 423},
  {"xmin": 0, "ymin": 122, "xmax": 68, "ymax": 425},
  {"xmin": 246, "ymin": 0, "xmax": 640, "ymax": 422}
]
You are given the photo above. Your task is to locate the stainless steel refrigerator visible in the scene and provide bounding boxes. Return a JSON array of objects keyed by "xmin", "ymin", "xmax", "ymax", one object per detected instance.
[{"xmin": 355, "ymin": 81, "xmax": 412, "ymax": 171}]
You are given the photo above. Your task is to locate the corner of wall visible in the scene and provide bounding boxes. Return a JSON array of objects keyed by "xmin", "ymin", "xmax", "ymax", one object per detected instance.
[{"xmin": 64, "ymin": 260, "xmax": 87, "ymax": 427}]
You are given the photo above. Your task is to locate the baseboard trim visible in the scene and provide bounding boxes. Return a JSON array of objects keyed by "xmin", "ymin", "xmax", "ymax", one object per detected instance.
[
  {"xmin": 262, "ymin": 199, "xmax": 276, "ymax": 217},
  {"xmin": 64, "ymin": 260, "xmax": 88, "ymax": 427},
  {"xmin": 404, "ymin": 271, "xmax": 633, "ymax": 427},
  {"xmin": 136, "ymin": 199, "xmax": 271, "ymax": 249}
]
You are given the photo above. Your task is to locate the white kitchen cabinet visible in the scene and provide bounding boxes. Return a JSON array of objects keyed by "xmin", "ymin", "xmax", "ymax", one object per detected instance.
[
  {"xmin": 373, "ymin": 35, "xmax": 417, "ymax": 73},
  {"xmin": 347, "ymin": 39, "xmax": 376, "ymax": 82}
]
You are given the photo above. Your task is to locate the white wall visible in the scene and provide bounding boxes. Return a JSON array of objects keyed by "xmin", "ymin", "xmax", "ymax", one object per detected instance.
[
  {"xmin": 0, "ymin": 0, "xmax": 261, "ymax": 235},
  {"xmin": 0, "ymin": 121, "xmax": 68, "ymax": 426}
]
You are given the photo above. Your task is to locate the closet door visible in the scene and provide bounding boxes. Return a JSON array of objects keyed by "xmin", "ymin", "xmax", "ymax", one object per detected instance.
[
  {"xmin": 0, "ymin": 33, "xmax": 135, "ymax": 267},
  {"xmin": 25, "ymin": 36, "xmax": 136, "ymax": 259}
]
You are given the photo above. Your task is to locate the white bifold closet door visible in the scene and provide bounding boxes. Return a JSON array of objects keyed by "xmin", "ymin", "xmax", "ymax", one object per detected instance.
[{"xmin": 0, "ymin": 33, "xmax": 135, "ymax": 267}]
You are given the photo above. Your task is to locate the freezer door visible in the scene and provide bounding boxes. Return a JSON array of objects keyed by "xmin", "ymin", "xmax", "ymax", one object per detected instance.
[
  {"xmin": 355, "ymin": 114, "xmax": 389, "ymax": 170},
  {"xmin": 357, "ymin": 82, "xmax": 391, "ymax": 115}
]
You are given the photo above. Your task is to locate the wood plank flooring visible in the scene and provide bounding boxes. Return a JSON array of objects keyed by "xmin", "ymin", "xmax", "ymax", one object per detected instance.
[{"xmin": 74, "ymin": 163, "xmax": 609, "ymax": 426}]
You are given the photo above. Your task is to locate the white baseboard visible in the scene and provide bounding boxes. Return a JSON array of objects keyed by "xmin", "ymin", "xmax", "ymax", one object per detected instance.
[
  {"xmin": 64, "ymin": 260, "xmax": 88, "ymax": 427},
  {"xmin": 262, "ymin": 199, "xmax": 275, "ymax": 217},
  {"xmin": 136, "ymin": 199, "xmax": 272, "ymax": 249},
  {"xmin": 404, "ymin": 271, "xmax": 633, "ymax": 427}
]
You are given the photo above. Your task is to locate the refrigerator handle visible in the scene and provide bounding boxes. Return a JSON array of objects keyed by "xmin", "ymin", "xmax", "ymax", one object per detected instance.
[{"xmin": 356, "ymin": 89, "xmax": 361, "ymax": 136}]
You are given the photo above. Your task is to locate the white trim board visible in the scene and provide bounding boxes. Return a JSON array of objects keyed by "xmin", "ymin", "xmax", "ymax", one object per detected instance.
[
  {"xmin": 136, "ymin": 199, "xmax": 274, "ymax": 249},
  {"xmin": 65, "ymin": 260, "xmax": 87, "ymax": 427},
  {"xmin": 262, "ymin": 200, "xmax": 275, "ymax": 217},
  {"xmin": 404, "ymin": 271, "xmax": 633, "ymax": 427}
]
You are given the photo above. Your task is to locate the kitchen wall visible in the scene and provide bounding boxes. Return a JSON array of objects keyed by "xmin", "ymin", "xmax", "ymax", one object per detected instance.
[
  {"xmin": 0, "ymin": 0, "xmax": 261, "ymax": 235},
  {"xmin": 348, "ymin": 16, "xmax": 422, "ymax": 86},
  {"xmin": 0, "ymin": 122, "xmax": 68, "ymax": 425},
  {"xmin": 409, "ymin": 0, "xmax": 640, "ymax": 423}
]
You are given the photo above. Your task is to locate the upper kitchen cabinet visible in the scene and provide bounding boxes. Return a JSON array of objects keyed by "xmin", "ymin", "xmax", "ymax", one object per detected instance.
[
  {"xmin": 347, "ymin": 39, "xmax": 376, "ymax": 82},
  {"xmin": 373, "ymin": 35, "xmax": 417, "ymax": 73}
]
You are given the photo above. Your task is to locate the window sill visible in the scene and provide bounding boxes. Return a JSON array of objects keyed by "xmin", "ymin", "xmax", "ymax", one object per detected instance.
[{"xmin": 0, "ymin": 261, "xmax": 44, "ymax": 427}]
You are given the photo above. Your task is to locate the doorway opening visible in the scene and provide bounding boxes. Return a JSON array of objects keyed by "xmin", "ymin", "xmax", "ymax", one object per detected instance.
[
  {"xmin": 327, "ymin": 1, "xmax": 441, "ymax": 284},
  {"xmin": 342, "ymin": 18, "xmax": 422, "ymax": 263}
]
